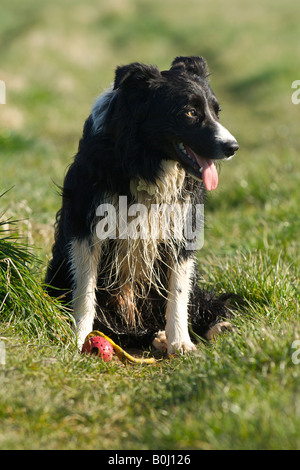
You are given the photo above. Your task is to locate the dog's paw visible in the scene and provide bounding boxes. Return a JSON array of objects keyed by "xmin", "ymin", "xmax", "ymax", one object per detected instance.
[
  {"xmin": 167, "ymin": 339, "xmax": 197, "ymax": 356},
  {"xmin": 205, "ymin": 321, "xmax": 232, "ymax": 341},
  {"xmin": 152, "ymin": 330, "xmax": 168, "ymax": 351},
  {"xmin": 75, "ymin": 326, "xmax": 93, "ymax": 352}
]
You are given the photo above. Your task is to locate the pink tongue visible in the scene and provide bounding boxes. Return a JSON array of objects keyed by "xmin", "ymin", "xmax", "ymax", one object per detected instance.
[
  {"xmin": 200, "ymin": 158, "xmax": 219, "ymax": 191},
  {"xmin": 185, "ymin": 146, "xmax": 219, "ymax": 191}
]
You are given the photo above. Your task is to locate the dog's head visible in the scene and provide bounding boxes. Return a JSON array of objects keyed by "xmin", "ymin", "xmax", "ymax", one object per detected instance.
[{"xmin": 97, "ymin": 56, "xmax": 238, "ymax": 190}]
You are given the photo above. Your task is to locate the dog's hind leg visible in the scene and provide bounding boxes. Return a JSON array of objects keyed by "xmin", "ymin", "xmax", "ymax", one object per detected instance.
[
  {"xmin": 165, "ymin": 257, "xmax": 197, "ymax": 355},
  {"xmin": 69, "ymin": 237, "xmax": 101, "ymax": 349}
]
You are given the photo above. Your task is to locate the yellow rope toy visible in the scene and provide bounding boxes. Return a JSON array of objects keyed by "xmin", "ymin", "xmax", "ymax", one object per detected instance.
[{"xmin": 85, "ymin": 330, "xmax": 156, "ymax": 365}]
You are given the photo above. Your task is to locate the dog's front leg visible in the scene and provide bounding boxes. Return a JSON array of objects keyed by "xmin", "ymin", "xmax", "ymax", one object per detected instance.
[
  {"xmin": 69, "ymin": 238, "xmax": 101, "ymax": 349},
  {"xmin": 165, "ymin": 257, "xmax": 197, "ymax": 355}
]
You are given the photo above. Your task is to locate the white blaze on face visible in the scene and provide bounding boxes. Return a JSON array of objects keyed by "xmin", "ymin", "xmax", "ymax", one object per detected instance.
[{"xmin": 215, "ymin": 122, "xmax": 238, "ymax": 160}]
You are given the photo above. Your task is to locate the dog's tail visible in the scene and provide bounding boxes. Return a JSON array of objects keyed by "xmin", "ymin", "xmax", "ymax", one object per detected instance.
[{"xmin": 189, "ymin": 285, "xmax": 243, "ymax": 340}]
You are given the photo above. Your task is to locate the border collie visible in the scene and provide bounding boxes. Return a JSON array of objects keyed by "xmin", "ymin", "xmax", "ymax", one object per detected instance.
[{"xmin": 45, "ymin": 56, "xmax": 239, "ymax": 355}]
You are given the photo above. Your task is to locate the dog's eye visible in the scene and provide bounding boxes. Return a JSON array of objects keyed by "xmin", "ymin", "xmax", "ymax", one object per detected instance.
[
  {"xmin": 186, "ymin": 109, "xmax": 197, "ymax": 118},
  {"xmin": 213, "ymin": 104, "xmax": 221, "ymax": 118}
]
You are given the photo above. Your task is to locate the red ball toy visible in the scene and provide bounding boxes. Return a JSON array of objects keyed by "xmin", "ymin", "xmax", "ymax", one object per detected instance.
[{"xmin": 81, "ymin": 336, "xmax": 114, "ymax": 362}]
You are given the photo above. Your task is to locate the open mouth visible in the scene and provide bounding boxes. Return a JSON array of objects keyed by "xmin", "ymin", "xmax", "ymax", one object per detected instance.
[{"xmin": 174, "ymin": 142, "xmax": 219, "ymax": 191}]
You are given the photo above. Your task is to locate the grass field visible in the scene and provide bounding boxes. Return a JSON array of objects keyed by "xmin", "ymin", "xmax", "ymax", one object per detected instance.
[{"xmin": 0, "ymin": 0, "xmax": 299, "ymax": 450}]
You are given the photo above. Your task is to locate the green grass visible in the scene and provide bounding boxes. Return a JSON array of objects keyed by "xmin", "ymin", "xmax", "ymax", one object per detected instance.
[
  {"xmin": 0, "ymin": 213, "xmax": 74, "ymax": 344},
  {"xmin": 0, "ymin": 0, "xmax": 300, "ymax": 450}
]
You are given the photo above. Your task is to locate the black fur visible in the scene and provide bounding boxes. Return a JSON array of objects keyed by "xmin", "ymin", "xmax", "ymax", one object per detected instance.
[{"xmin": 45, "ymin": 56, "xmax": 239, "ymax": 348}]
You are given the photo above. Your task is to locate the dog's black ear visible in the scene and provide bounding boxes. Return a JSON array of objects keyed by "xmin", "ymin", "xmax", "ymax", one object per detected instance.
[
  {"xmin": 114, "ymin": 63, "xmax": 161, "ymax": 90},
  {"xmin": 171, "ymin": 56, "xmax": 209, "ymax": 78}
]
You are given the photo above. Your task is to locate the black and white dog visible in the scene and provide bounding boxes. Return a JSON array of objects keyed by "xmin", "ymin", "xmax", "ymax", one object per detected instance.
[{"xmin": 45, "ymin": 56, "xmax": 239, "ymax": 354}]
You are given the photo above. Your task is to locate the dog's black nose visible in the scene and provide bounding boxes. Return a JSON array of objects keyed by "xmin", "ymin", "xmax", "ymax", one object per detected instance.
[{"xmin": 223, "ymin": 140, "xmax": 239, "ymax": 157}]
